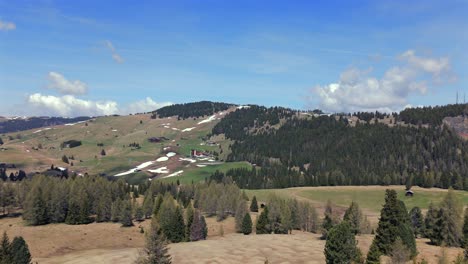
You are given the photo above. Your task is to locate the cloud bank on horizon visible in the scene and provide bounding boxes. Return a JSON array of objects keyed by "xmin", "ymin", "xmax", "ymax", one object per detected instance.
[
  {"xmin": 27, "ymin": 72, "xmax": 171, "ymax": 117},
  {"xmin": 315, "ymin": 50, "xmax": 456, "ymax": 113}
]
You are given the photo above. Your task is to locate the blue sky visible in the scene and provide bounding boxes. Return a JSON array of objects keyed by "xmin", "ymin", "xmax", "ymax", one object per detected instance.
[{"xmin": 0, "ymin": 0, "xmax": 467, "ymax": 116}]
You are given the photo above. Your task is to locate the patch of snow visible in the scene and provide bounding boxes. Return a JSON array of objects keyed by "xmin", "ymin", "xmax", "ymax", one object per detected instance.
[
  {"xmin": 196, "ymin": 164, "xmax": 207, "ymax": 168},
  {"xmin": 208, "ymin": 159, "xmax": 216, "ymax": 162},
  {"xmin": 163, "ymin": 170, "xmax": 183, "ymax": 178},
  {"xmin": 57, "ymin": 167, "xmax": 67, "ymax": 171},
  {"xmin": 33, "ymin": 129, "xmax": 42, "ymax": 133},
  {"xmin": 171, "ymin": 127, "xmax": 180, "ymax": 131},
  {"xmin": 164, "ymin": 126, "xmax": 170, "ymax": 128},
  {"xmin": 156, "ymin": 156, "xmax": 169, "ymax": 162},
  {"xmin": 237, "ymin": 105, "xmax": 250, "ymax": 109},
  {"xmin": 197, "ymin": 115, "xmax": 216, "ymax": 124},
  {"xmin": 166, "ymin": 152, "xmax": 176, "ymax": 157},
  {"xmin": 26, "ymin": 150, "xmax": 30, "ymax": 152},
  {"xmin": 163, "ymin": 147, "xmax": 170, "ymax": 150},
  {"xmin": 179, "ymin": 157, "xmax": 196, "ymax": 163},
  {"xmin": 115, "ymin": 169, "xmax": 136, "ymax": 177},
  {"xmin": 112, "ymin": 129, "xmax": 118, "ymax": 132},
  {"xmin": 148, "ymin": 167, "xmax": 169, "ymax": 174},
  {"xmin": 199, "ymin": 142, "xmax": 205, "ymax": 145},
  {"xmin": 44, "ymin": 128, "xmax": 51, "ymax": 130},
  {"xmin": 136, "ymin": 161, "xmax": 154, "ymax": 170},
  {"xmin": 182, "ymin": 127, "xmax": 196, "ymax": 132}
]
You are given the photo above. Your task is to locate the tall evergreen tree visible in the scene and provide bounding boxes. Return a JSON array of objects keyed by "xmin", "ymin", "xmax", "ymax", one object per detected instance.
[
  {"xmin": 235, "ymin": 199, "xmax": 248, "ymax": 233},
  {"xmin": 324, "ymin": 221, "xmax": 359, "ymax": 264},
  {"xmin": 250, "ymin": 196, "xmax": 258, "ymax": 212},
  {"xmin": 409, "ymin": 207, "xmax": 424, "ymax": 237},
  {"xmin": 190, "ymin": 210, "xmax": 207, "ymax": 241},
  {"xmin": 321, "ymin": 200, "xmax": 338, "ymax": 239},
  {"xmin": 437, "ymin": 189, "xmax": 464, "ymax": 247},
  {"xmin": 120, "ymin": 199, "xmax": 134, "ymax": 227},
  {"xmin": 242, "ymin": 213, "xmax": 253, "ymax": 235},
  {"xmin": 463, "ymin": 208, "xmax": 468, "ymax": 247},
  {"xmin": 343, "ymin": 201, "xmax": 364, "ymax": 235},
  {"xmin": 0, "ymin": 232, "xmax": 11, "ymax": 264},
  {"xmin": 366, "ymin": 190, "xmax": 416, "ymax": 263},
  {"xmin": 10, "ymin": 236, "xmax": 31, "ymax": 264},
  {"xmin": 185, "ymin": 204, "xmax": 194, "ymax": 241},
  {"xmin": 135, "ymin": 221, "xmax": 171, "ymax": 264},
  {"xmin": 256, "ymin": 206, "xmax": 271, "ymax": 234},
  {"xmin": 23, "ymin": 186, "xmax": 49, "ymax": 225}
]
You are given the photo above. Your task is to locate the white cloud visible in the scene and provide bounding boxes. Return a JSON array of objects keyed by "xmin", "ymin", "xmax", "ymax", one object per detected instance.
[
  {"xmin": 314, "ymin": 50, "xmax": 455, "ymax": 113},
  {"xmin": 27, "ymin": 94, "xmax": 170, "ymax": 117},
  {"xmin": 124, "ymin": 97, "xmax": 172, "ymax": 114},
  {"xmin": 105, "ymin": 40, "xmax": 124, "ymax": 63},
  {"xmin": 47, "ymin": 72, "xmax": 88, "ymax": 95},
  {"xmin": 28, "ymin": 93, "xmax": 118, "ymax": 116},
  {"xmin": 0, "ymin": 19, "xmax": 16, "ymax": 31}
]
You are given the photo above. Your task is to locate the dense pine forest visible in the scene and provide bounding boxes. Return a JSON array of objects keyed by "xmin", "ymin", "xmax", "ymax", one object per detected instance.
[
  {"xmin": 397, "ymin": 103, "xmax": 468, "ymax": 126},
  {"xmin": 152, "ymin": 101, "xmax": 233, "ymax": 119},
  {"xmin": 211, "ymin": 105, "xmax": 468, "ymax": 190}
]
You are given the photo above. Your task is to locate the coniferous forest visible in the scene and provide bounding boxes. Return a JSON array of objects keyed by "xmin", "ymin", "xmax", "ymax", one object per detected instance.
[
  {"xmin": 212, "ymin": 105, "xmax": 468, "ymax": 190},
  {"xmin": 152, "ymin": 101, "xmax": 233, "ymax": 119}
]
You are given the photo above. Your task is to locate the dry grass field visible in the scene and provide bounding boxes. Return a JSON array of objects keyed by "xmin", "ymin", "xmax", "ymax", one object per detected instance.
[{"xmin": 1, "ymin": 209, "xmax": 464, "ymax": 264}]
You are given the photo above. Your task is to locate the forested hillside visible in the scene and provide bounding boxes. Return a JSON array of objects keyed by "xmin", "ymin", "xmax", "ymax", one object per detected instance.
[
  {"xmin": 0, "ymin": 116, "xmax": 90, "ymax": 133},
  {"xmin": 153, "ymin": 101, "xmax": 233, "ymax": 119},
  {"xmin": 212, "ymin": 107, "xmax": 468, "ymax": 190},
  {"xmin": 397, "ymin": 103, "xmax": 468, "ymax": 126}
]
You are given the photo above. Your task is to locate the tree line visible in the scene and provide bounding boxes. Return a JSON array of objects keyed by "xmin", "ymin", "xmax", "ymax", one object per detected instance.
[{"xmin": 152, "ymin": 101, "xmax": 233, "ymax": 119}]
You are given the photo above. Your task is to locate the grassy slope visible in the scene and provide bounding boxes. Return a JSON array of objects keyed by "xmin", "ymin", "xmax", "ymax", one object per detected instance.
[
  {"xmin": 157, "ymin": 161, "xmax": 251, "ymax": 184},
  {"xmin": 0, "ymin": 111, "xmax": 234, "ymax": 184},
  {"xmin": 246, "ymin": 186, "xmax": 468, "ymax": 213}
]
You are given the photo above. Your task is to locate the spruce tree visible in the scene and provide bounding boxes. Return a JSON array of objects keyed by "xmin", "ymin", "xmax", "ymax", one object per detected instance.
[
  {"xmin": 409, "ymin": 207, "xmax": 424, "ymax": 237},
  {"xmin": 0, "ymin": 232, "xmax": 11, "ymax": 264},
  {"xmin": 120, "ymin": 199, "xmax": 134, "ymax": 227},
  {"xmin": 135, "ymin": 221, "xmax": 171, "ymax": 264},
  {"xmin": 23, "ymin": 186, "xmax": 49, "ymax": 225},
  {"xmin": 250, "ymin": 196, "xmax": 258, "ymax": 212},
  {"xmin": 324, "ymin": 221, "xmax": 359, "ymax": 264},
  {"xmin": 242, "ymin": 213, "xmax": 253, "ymax": 235},
  {"xmin": 321, "ymin": 200, "xmax": 337, "ymax": 239},
  {"xmin": 424, "ymin": 202, "xmax": 439, "ymax": 242},
  {"xmin": 235, "ymin": 200, "xmax": 248, "ymax": 233},
  {"xmin": 343, "ymin": 201, "xmax": 363, "ymax": 235},
  {"xmin": 437, "ymin": 189, "xmax": 463, "ymax": 247},
  {"xmin": 366, "ymin": 189, "xmax": 416, "ymax": 262},
  {"xmin": 171, "ymin": 206, "xmax": 185, "ymax": 242},
  {"xmin": 190, "ymin": 210, "xmax": 207, "ymax": 241},
  {"xmin": 256, "ymin": 206, "xmax": 271, "ymax": 234},
  {"xmin": 10, "ymin": 236, "xmax": 31, "ymax": 264},
  {"xmin": 200, "ymin": 215, "xmax": 208, "ymax": 239},
  {"xmin": 185, "ymin": 204, "xmax": 194, "ymax": 241}
]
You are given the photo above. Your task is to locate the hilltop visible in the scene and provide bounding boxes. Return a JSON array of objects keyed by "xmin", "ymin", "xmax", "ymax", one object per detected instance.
[{"xmin": 1, "ymin": 101, "xmax": 468, "ymax": 189}]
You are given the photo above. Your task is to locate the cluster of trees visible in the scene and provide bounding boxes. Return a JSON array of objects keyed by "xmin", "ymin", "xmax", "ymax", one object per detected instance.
[
  {"xmin": 398, "ymin": 103, "xmax": 468, "ymax": 126},
  {"xmin": 318, "ymin": 189, "xmax": 468, "ymax": 263},
  {"xmin": 212, "ymin": 105, "xmax": 295, "ymax": 141},
  {"xmin": 352, "ymin": 111, "xmax": 391, "ymax": 122},
  {"xmin": 60, "ymin": 140, "xmax": 82, "ymax": 149},
  {"xmin": 152, "ymin": 101, "xmax": 232, "ymax": 119},
  {"xmin": 0, "ymin": 169, "xmax": 27, "ymax": 182},
  {"xmin": 214, "ymin": 115, "xmax": 468, "ymax": 190},
  {"xmin": 0, "ymin": 232, "xmax": 32, "ymax": 264},
  {"xmin": 254, "ymin": 194, "xmax": 320, "ymax": 235}
]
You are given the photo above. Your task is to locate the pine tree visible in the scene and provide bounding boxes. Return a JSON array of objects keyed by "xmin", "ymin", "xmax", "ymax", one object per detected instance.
[
  {"xmin": 190, "ymin": 210, "xmax": 207, "ymax": 241},
  {"xmin": 135, "ymin": 206, "xmax": 144, "ymax": 222},
  {"xmin": 324, "ymin": 221, "xmax": 359, "ymax": 264},
  {"xmin": 321, "ymin": 200, "xmax": 337, "ymax": 240},
  {"xmin": 0, "ymin": 232, "xmax": 11, "ymax": 264},
  {"xmin": 250, "ymin": 196, "xmax": 258, "ymax": 212},
  {"xmin": 135, "ymin": 221, "xmax": 171, "ymax": 264},
  {"xmin": 366, "ymin": 189, "xmax": 416, "ymax": 262},
  {"xmin": 120, "ymin": 200, "xmax": 134, "ymax": 227},
  {"xmin": 96, "ymin": 191, "xmax": 112, "ymax": 222},
  {"xmin": 111, "ymin": 199, "xmax": 122, "ymax": 222},
  {"xmin": 425, "ymin": 202, "xmax": 439, "ymax": 242},
  {"xmin": 409, "ymin": 207, "xmax": 424, "ymax": 237},
  {"xmin": 343, "ymin": 201, "xmax": 363, "ymax": 235},
  {"xmin": 62, "ymin": 155, "xmax": 69, "ymax": 164},
  {"xmin": 256, "ymin": 206, "xmax": 271, "ymax": 234},
  {"xmin": 153, "ymin": 194, "xmax": 163, "ymax": 216},
  {"xmin": 100, "ymin": 149, "xmax": 106, "ymax": 156},
  {"xmin": 437, "ymin": 189, "xmax": 464, "ymax": 247},
  {"xmin": 171, "ymin": 206, "xmax": 185, "ymax": 242},
  {"xmin": 10, "ymin": 236, "xmax": 31, "ymax": 264},
  {"xmin": 185, "ymin": 204, "xmax": 194, "ymax": 241},
  {"xmin": 389, "ymin": 237, "xmax": 410, "ymax": 264},
  {"xmin": 142, "ymin": 195, "xmax": 154, "ymax": 219},
  {"xmin": 235, "ymin": 200, "xmax": 248, "ymax": 233},
  {"xmin": 23, "ymin": 186, "xmax": 49, "ymax": 225},
  {"xmin": 242, "ymin": 213, "xmax": 253, "ymax": 235}
]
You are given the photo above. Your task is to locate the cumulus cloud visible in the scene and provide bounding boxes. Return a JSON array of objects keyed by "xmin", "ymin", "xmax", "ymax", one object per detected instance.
[
  {"xmin": 314, "ymin": 50, "xmax": 455, "ymax": 113},
  {"xmin": 0, "ymin": 19, "xmax": 15, "ymax": 31},
  {"xmin": 27, "ymin": 94, "xmax": 170, "ymax": 117},
  {"xmin": 124, "ymin": 97, "xmax": 172, "ymax": 114},
  {"xmin": 47, "ymin": 72, "xmax": 88, "ymax": 95},
  {"xmin": 28, "ymin": 93, "xmax": 118, "ymax": 116},
  {"xmin": 105, "ymin": 40, "xmax": 124, "ymax": 63}
]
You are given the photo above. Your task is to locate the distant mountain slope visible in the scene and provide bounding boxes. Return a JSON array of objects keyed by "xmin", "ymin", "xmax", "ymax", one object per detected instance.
[
  {"xmin": 153, "ymin": 101, "xmax": 233, "ymax": 119},
  {"xmin": 397, "ymin": 103, "xmax": 468, "ymax": 126},
  {"xmin": 0, "ymin": 116, "xmax": 91, "ymax": 134}
]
